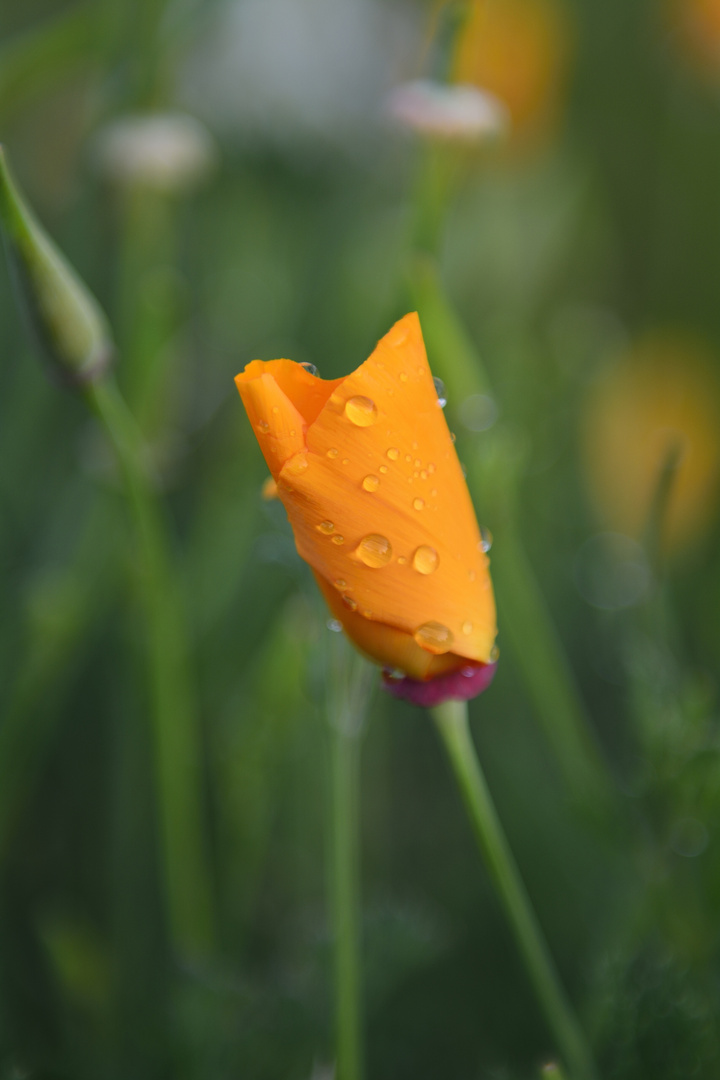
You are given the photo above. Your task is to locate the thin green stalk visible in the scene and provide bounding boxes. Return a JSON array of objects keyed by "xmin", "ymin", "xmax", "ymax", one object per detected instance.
[
  {"xmin": 326, "ymin": 638, "xmax": 373, "ymax": 1080},
  {"xmin": 408, "ymin": 257, "xmax": 616, "ymax": 820},
  {"xmin": 84, "ymin": 376, "xmax": 214, "ymax": 964},
  {"xmin": 432, "ymin": 699, "xmax": 598, "ymax": 1080}
]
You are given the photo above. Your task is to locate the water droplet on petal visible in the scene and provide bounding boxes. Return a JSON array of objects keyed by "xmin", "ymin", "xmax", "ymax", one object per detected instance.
[
  {"xmin": 428, "ymin": 463, "xmax": 436, "ymax": 474},
  {"xmin": 327, "ymin": 447, "xmax": 339, "ymax": 459},
  {"xmin": 343, "ymin": 595, "xmax": 358, "ymax": 611},
  {"xmin": 450, "ymin": 432, "xmax": 456, "ymax": 443},
  {"xmin": 387, "ymin": 447, "xmax": 399, "ymax": 461},
  {"xmin": 379, "ymin": 465, "xmax": 389, "ymax": 474},
  {"xmin": 433, "ymin": 376, "xmax": 447, "ymax": 407},
  {"xmin": 420, "ymin": 470, "xmax": 427, "ymax": 480},
  {"xmin": 397, "ymin": 556, "xmax": 407, "ymax": 565},
  {"xmin": 461, "ymin": 666, "xmax": 476, "ymax": 677},
  {"xmin": 327, "ymin": 618, "xmax": 343, "ymax": 633},
  {"xmin": 331, "ymin": 535, "xmax": 345, "ymax": 546},
  {"xmin": 413, "ymin": 622, "xmax": 454, "ymax": 654},
  {"xmin": 405, "ymin": 454, "xmax": 412, "ymax": 463},
  {"xmin": 335, "ymin": 579, "xmax": 347, "ymax": 589},
  {"xmin": 342, "ymin": 458, "xmax": 350, "ymax": 465},
  {"xmin": 413, "ymin": 497, "xmax": 425, "ymax": 511},
  {"xmin": 412, "ymin": 545, "xmax": 439, "ymax": 574},
  {"xmin": 345, "ymin": 396, "xmax": 377, "ymax": 426},
  {"xmin": 286, "ymin": 452, "xmax": 308, "ymax": 475},
  {"xmin": 414, "ymin": 459, "xmax": 421, "ymax": 468},
  {"xmin": 490, "ymin": 644, "xmax": 500, "ymax": 662},
  {"xmin": 317, "ymin": 520, "xmax": 334, "ymax": 534},
  {"xmin": 462, "ymin": 621, "xmax": 473, "ymax": 635},
  {"xmin": 479, "ymin": 526, "xmax": 493, "ymax": 553},
  {"xmin": 384, "ymin": 667, "xmax": 406, "ymax": 680},
  {"xmin": 362, "ymin": 475, "xmax": 380, "ymax": 492},
  {"xmin": 300, "ymin": 361, "xmax": 319, "ymax": 377},
  {"xmin": 257, "ymin": 420, "xmax": 270, "ymax": 433},
  {"xmin": 400, "ymin": 372, "xmax": 408, "ymax": 383},
  {"xmin": 356, "ymin": 534, "xmax": 392, "ymax": 568}
]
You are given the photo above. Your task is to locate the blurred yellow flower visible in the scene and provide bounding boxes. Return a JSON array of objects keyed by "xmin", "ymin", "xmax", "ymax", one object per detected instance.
[
  {"xmin": 582, "ymin": 332, "xmax": 720, "ymax": 552},
  {"xmin": 449, "ymin": 0, "xmax": 572, "ymax": 142},
  {"xmin": 235, "ymin": 313, "xmax": 497, "ymax": 683},
  {"xmin": 668, "ymin": 0, "xmax": 720, "ymax": 83}
]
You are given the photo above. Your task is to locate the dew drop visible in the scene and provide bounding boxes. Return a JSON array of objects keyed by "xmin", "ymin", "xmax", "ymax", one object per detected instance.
[
  {"xmin": 433, "ymin": 376, "xmax": 447, "ymax": 407},
  {"xmin": 413, "ymin": 498, "xmax": 425, "ymax": 511},
  {"xmin": 462, "ymin": 621, "xmax": 473, "ymax": 635},
  {"xmin": 300, "ymin": 361, "xmax": 320, "ymax": 377},
  {"xmin": 387, "ymin": 447, "xmax": 400, "ymax": 461},
  {"xmin": 450, "ymin": 432, "xmax": 456, "ymax": 443},
  {"xmin": 272, "ymin": 406, "xmax": 279, "ymax": 414},
  {"xmin": 335, "ymin": 579, "xmax": 347, "ymax": 589},
  {"xmin": 286, "ymin": 452, "xmax": 308, "ymax": 475},
  {"xmin": 405, "ymin": 454, "xmax": 412, "ymax": 463},
  {"xmin": 399, "ymin": 372, "xmax": 408, "ymax": 383},
  {"xmin": 327, "ymin": 447, "xmax": 339, "ymax": 459},
  {"xmin": 490, "ymin": 644, "xmax": 500, "ymax": 662},
  {"xmin": 412, "ymin": 545, "xmax": 439, "ymax": 575},
  {"xmin": 331, "ymin": 535, "xmax": 345, "ymax": 546},
  {"xmin": 414, "ymin": 459, "xmax": 421, "ymax": 468},
  {"xmin": 343, "ymin": 595, "xmax": 358, "ymax": 611},
  {"xmin": 413, "ymin": 621, "xmax": 454, "ymax": 654},
  {"xmin": 461, "ymin": 666, "xmax": 476, "ymax": 678},
  {"xmin": 397, "ymin": 556, "xmax": 407, "ymax": 565},
  {"xmin": 342, "ymin": 458, "xmax": 350, "ymax": 465},
  {"xmin": 356, "ymin": 534, "xmax": 392, "ymax": 568},
  {"xmin": 362, "ymin": 475, "xmax": 380, "ymax": 492},
  {"xmin": 317, "ymin": 521, "xmax": 335, "ymax": 534},
  {"xmin": 327, "ymin": 618, "xmax": 343, "ymax": 633},
  {"xmin": 384, "ymin": 667, "xmax": 406, "ymax": 680},
  {"xmin": 257, "ymin": 420, "xmax": 270, "ymax": 433},
  {"xmin": 428, "ymin": 463, "xmax": 436, "ymax": 474},
  {"xmin": 420, "ymin": 470, "xmax": 427, "ymax": 480},
  {"xmin": 479, "ymin": 526, "xmax": 493, "ymax": 553},
  {"xmin": 345, "ymin": 395, "xmax": 377, "ymax": 427},
  {"xmin": 379, "ymin": 465, "xmax": 389, "ymax": 474}
]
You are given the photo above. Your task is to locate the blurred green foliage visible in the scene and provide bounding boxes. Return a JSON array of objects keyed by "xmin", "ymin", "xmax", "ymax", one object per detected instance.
[{"xmin": 3, "ymin": 0, "xmax": 720, "ymax": 1077}]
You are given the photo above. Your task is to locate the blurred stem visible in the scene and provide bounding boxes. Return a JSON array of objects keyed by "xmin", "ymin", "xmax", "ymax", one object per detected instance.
[
  {"xmin": 326, "ymin": 637, "xmax": 373, "ymax": 1080},
  {"xmin": 432, "ymin": 700, "xmax": 597, "ymax": 1080},
  {"xmin": 83, "ymin": 376, "xmax": 214, "ymax": 964},
  {"xmin": 490, "ymin": 525, "xmax": 615, "ymax": 819},
  {"xmin": 409, "ymin": 256, "xmax": 615, "ymax": 819}
]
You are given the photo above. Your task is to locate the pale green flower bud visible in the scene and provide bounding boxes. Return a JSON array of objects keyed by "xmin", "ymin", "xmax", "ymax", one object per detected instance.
[{"xmin": 0, "ymin": 145, "xmax": 113, "ymax": 386}]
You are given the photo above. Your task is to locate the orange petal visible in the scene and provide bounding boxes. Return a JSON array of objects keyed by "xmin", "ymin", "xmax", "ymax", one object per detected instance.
[{"xmin": 236, "ymin": 313, "xmax": 497, "ymax": 670}]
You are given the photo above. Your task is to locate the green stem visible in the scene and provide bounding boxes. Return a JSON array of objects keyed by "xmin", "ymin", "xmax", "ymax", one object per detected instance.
[
  {"xmin": 84, "ymin": 377, "xmax": 214, "ymax": 963},
  {"xmin": 326, "ymin": 641, "xmax": 373, "ymax": 1080},
  {"xmin": 409, "ymin": 257, "xmax": 616, "ymax": 820},
  {"xmin": 432, "ymin": 699, "xmax": 598, "ymax": 1080}
]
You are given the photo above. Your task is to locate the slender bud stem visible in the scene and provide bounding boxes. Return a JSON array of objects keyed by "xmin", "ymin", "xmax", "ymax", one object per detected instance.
[
  {"xmin": 326, "ymin": 636, "xmax": 373, "ymax": 1080},
  {"xmin": 84, "ymin": 377, "xmax": 215, "ymax": 963},
  {"xmin": 432, "ymin": 699, "xmax": 598, "ymax": 1080}
]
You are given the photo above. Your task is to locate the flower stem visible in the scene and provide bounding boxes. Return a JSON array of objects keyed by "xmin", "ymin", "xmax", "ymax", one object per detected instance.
[
  {"xmin": 326, "ymin": 638, "xmax": 373, "ymax": 1080},
  {"xmin": 84, "ymin": 376, "xmax": 214, "ymax": 964},
  {"xmin": 432, "ymin": 699, "xmax": 598, "ymax": 1080}
]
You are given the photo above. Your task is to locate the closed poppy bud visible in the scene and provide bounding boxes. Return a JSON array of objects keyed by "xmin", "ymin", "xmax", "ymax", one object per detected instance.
[
  {"xmin": 0, "ymin": 146, "xmax": 113, "ymax": 386},
  {"xmin": 235, "ymin": 313, "xmax": 497, "ymax": 704}
]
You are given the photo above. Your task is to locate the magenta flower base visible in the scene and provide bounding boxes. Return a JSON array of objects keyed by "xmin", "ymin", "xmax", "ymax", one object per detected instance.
[{"xmin": 381, "ymin": 661, "xmax": 498, "ymax": 708}]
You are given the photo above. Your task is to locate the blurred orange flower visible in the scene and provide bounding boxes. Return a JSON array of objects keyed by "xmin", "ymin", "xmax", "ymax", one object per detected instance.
[
  {"xmin": 449, "ymin": 0, "xmax": 572, "ymax": 141},
  {"xmin": 668, "ymin": 0, "xmax": 720, "ymax": 83},
  {"xmin": 235, "ymin": 313, "xmax": 497, "ymax": 682},
  {"xmin": 582, "ymin": 332, "xmax": 720, "ymax": 553}
]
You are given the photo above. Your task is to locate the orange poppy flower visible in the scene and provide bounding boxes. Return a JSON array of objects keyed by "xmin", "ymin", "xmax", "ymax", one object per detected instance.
[{"xmin": 235, "ymin": 313, "xmax": 497, "ymax": 700}]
